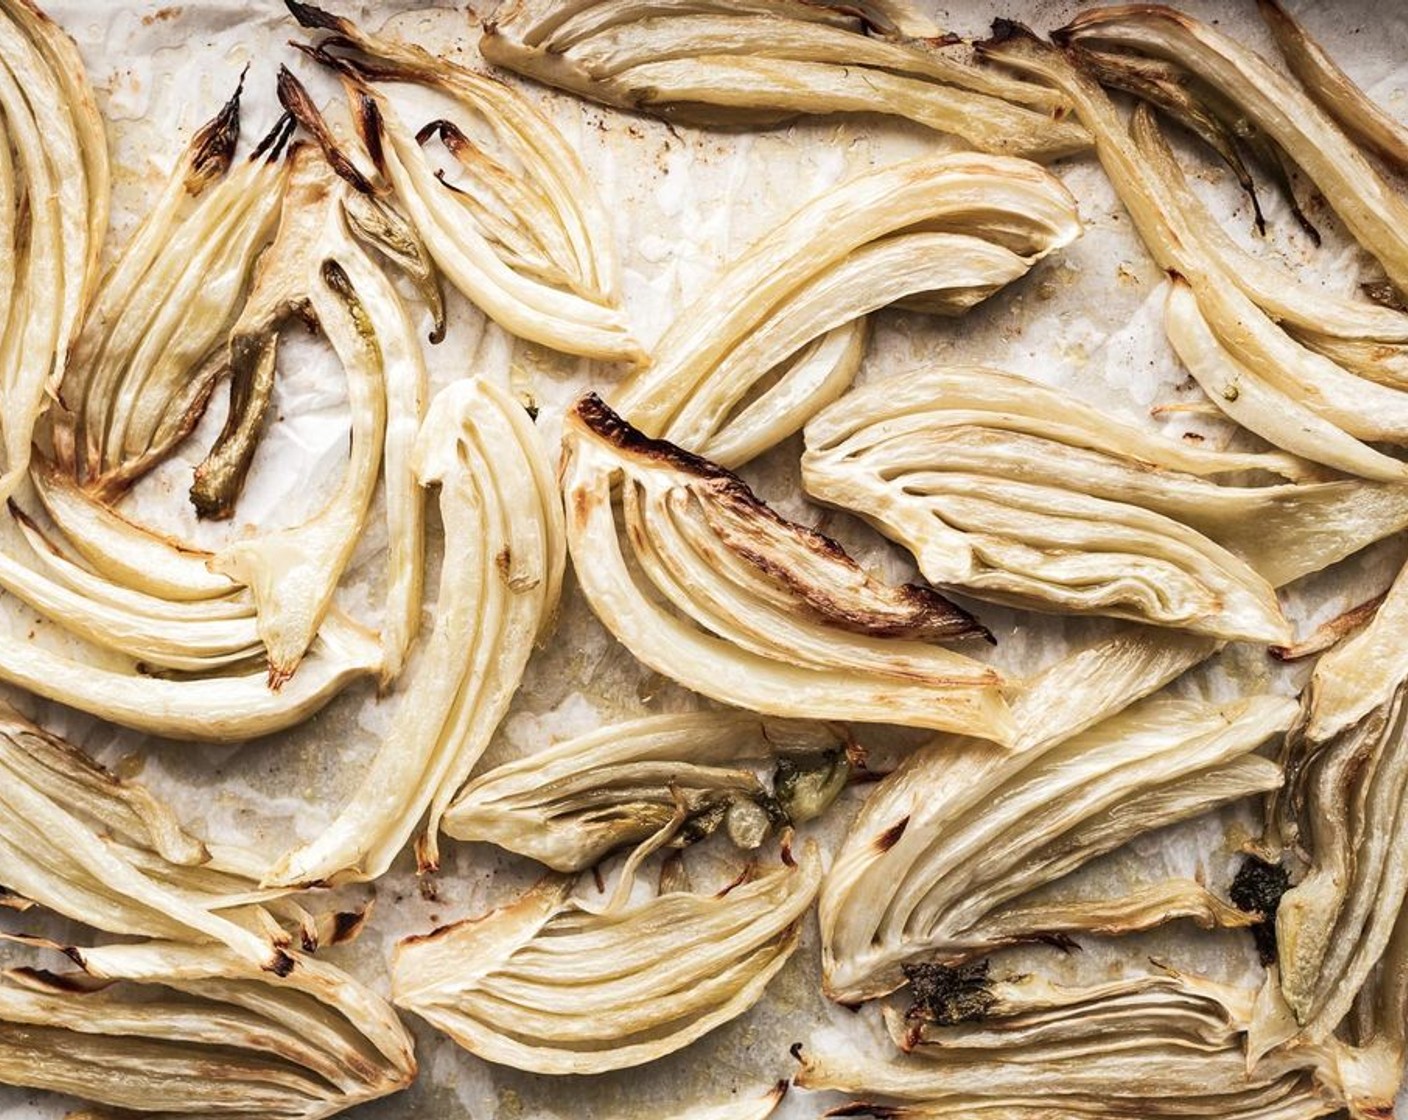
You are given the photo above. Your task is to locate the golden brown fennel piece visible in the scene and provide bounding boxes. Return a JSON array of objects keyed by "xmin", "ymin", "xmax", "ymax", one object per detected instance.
[{"xmin": 561, "ymin": 392, "xmax": 1013, "ymax": 742}]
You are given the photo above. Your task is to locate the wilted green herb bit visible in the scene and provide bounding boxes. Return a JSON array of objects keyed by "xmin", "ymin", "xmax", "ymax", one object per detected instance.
[{"xmin": 902, "ymin": 960, "xmax": 997, "ymax": 1025}]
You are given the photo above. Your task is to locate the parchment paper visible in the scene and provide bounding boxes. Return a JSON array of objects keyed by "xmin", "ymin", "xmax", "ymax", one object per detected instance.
[{"xmin": 3, "ymin": 0, "xmax": 1408, "ymax": 1116}]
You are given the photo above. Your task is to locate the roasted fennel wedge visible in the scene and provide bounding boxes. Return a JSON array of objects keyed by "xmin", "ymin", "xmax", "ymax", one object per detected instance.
[
  {"xmin": 981, "ymin": 23, "xmax": 1408, "ymax": 482},
  {"xmin": 286, "ymin": 0, "xmax": 643, "ymax": 365},
  {"xmin": 0, "ymin": 937, "xmax": 415, "ymax": 1119},
  {"xmin": 0, "ymin": 704, "xmax": 298, "ymax": 972},
  {"xmin": 1053, "ymin": 5, "xmax": 1408, "ymax": 294},
  {"xmin": 53, "ymin": 85, "xmax": 292, "ymax": 497},
  {"xmin": 179, "ymin": 130, "xmax": 428, "ymax": 686},
  {"xmin": 1257, "ymin": 0, "xmax": 1408, "ymax": 175},
  {"xmin": 5, "ymin": 113, "xmax": 421, "ymax": 703},
  {"xmin": 801, "ymin": 965, "xmax": 1356, "ymax": 1119},
  {"xmin": 1257, "ymin": 555, "xmax": 1408, "ymax": 1051},
  {"xmin": 612, "ymin": 152, "xmax": 1080, "ymax": 466},
  {"xmin": 391, "ymin": 843, "xmax": 819, "ymax": 1074},
  {"xmin": 561, "ymin": 393, "xmax": 1011, "ymax": 742},
  {"xmin": 482, "ymin": 0, "xmax": 1089, "ymax": 161},
  {"xmin": 0, "ymin": 143, "xmax": 416, "ymax": 727},
  {"xmin": 0, "ymin": 464, "xmax": 381, "ymax": 737},
  {"xmin": 0, "ymin": 0, "xmax": 108, "ymax": 493},
  {"xmin": 0, "ymin": 609, "xmax": 379, "ymax": 740},
  {"xmin": 820, "ymin": 629, "xmax": 1291, "ymax": 1003},
  {"xmin": 443, "ymin": 712, "xmax": 848, "ymax": 870},
  {"xmin": 265, "ymin": 376, "xmax": 564, "ymax": 888},
  {"xmin": 804, "ymin": 367, "xmax": 1408, "ymax": 641}
]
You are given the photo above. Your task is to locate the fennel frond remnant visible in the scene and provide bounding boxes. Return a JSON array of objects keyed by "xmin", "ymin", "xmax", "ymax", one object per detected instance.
[
  {"xmin": 980, "ymin": 22, "xmax": 1408, "ymax": 482},
  {"xmin": 265, "ymin": 376, "xmax": 564, "ymax": 888},
  {"xmin": 0, "ymin": 0, "xmax": 108, "ymax": 493},
  {"xmin": 482, "ymin": 0, "xmax": 1090, "ymax": 161},
  {"xmin": 804, "ymin": 366, "xmax": 1408, "ymax": 640},
  {"xmin": 391, "ymin": 844, "xmax": 820, "ymax": 1074},
  {"xmin": 0, "ymin": 938, "xmax": 416, "ymax": 1118},
  {"xmin": 443, "ymin": 712, "xmax": 848, "ymax": 870},
  {"xmin": 287, "ymin": 1, "xmax": 644, "ymax": 365},
  {"xmin": 561, "ymin": 393, "xmax": 1012, "ymax": 742},
  {"xmin": 613, "ymin": 152, "xmax": 1082, "ymax": 467},
  {"xmin": 821, "ymin": 629, "xmax": 1289, "ymax": 1003}
]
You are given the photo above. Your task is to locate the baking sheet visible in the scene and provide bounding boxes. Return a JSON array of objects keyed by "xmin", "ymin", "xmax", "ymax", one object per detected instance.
[{"xmin": 3, "ymin": 0, "xmax": 1408, "ymax": 1115}]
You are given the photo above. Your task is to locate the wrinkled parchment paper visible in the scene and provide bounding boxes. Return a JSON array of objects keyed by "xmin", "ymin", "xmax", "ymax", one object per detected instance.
[{"xmin": 3, "ymin": 0, "xmax": 1408, "ymax": 1115}]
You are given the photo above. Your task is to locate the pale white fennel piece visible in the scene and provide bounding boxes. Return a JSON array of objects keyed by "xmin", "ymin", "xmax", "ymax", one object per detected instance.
[
  {"xmin": 1257, "ymin": 556, "xmax": 1408, "ymax": 1073},
  {"xmin": 611, "ymin": 1081, "xmax": 788, "ymax": 1120},
  {"xmin": 0, "ymin": 0, "xmax": 107, "ymax": 493},
  {"xmin": 1056, "ymin": 4, "xmax": 1408, "ymax": 294},
  {"xmin": 0, "ymin": 937, "xmax": 416, "ymax": 1118},
  {"xmin": 390, "ymin": 843, "xmax": 820, "ymax": 1074},
  {"xmin": 264, "ymin": 375, "xmax": 564, "ymax": 887},
  {"xmin": 820, "ymin": 629, "xmax": 1295, "ymax": 1003},
  {"xmin": 0, "ymin": 459, "xmax": 380, "ymax": 737},
  {"xmin": 0, "ymin": 703, "xmax": 300, "ymax": 971},
  {"xmin": 981, "ymin": 24, "xmax": 1408, "ymax": 482},
  {"xmin": 481, "ymin": 0, "xmax": 1090, "ymax": 161},
  {"xmin": 286, "ymin": 0, "xmax": 645, "ymax": 365},
  {"xmin": 612, "ymin": 151, "xmax": 1082, "ymax": 467},
  {"xmin": 803, "ymin": 366, "xmax": 1408, "ymax": 642}
]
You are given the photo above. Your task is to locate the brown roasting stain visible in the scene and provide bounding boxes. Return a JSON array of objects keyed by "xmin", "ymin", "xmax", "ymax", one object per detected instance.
[
  {"xmin": 1270, "ymin": 591, "xmax": 1387, "ymax": 661},
  {"xmin": 330, "ymin": 909, "xmax": 370, "ymax": 945},
  {"xmin": 570, "ymin": 485, "xmax": 592, "ymax": 526},
  {"xmin": 570, "ymin": 394, "xmax": 990, "ymax": 643},
  {"xmin": 141, "ymin": 5, "xmax": 182, "ymax": 24},
  {"xmin": 875, "ymin": 816, "xmax": 910, "ymax": 852}
]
